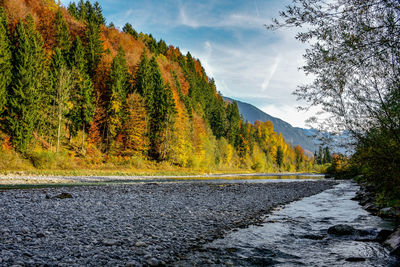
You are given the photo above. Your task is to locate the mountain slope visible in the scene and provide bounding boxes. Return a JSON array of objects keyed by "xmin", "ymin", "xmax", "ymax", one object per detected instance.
[{"xmin": 225, "ymin": 97, "xmax": 317, "ymax": 152}]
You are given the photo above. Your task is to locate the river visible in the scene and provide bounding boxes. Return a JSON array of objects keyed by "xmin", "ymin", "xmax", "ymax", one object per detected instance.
[{"xmin": 177, "ymin": 180, "xmax": 399, "ymax": 266}]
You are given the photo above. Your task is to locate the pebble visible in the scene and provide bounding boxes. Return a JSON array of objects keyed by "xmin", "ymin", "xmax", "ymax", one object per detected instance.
[{"xmin": 0, "ymin": 181, "xmax": 335, "ymax": 266}]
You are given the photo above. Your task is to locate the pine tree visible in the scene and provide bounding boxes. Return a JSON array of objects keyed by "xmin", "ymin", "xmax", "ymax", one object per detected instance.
[
  {"xmin": 0, "ymin": 7, "xmax": 11, "ymax": 115},
  {"xmin": 67, "ymin": 2, "xmax": 78, "ymax": 19},
  {"xmin": 135, "ymin": 55, "xmax": 175, "ymax": 159},
  {"xmin": 226, "ymin": 101, "xmax": 240, "ymax": 145},
  {"xmin": 77, "ymin": 0, "xmax": 87, "ymax": 21},
  {"xmin": 54, "ymin": 8, "xmax": 71, "ymax": 58},
  {"xmin": 93, "ymin": 1, "xmax": 105, "ymax": 25},
  {"xmin": 323, "ymin": 146, "xmax": 332, "ymax": 164},
  {"xmin": 107, "ymin": 46, "xmax": 130, "ymax": 142},
  {"xmin": 276, "ymin": 145, "xmax": 284, "ymax": 170},
  {"xmin": 84, "ymin": 18, "xmax": 103, "ymax": 78},
  {"xmin": 135, "ymin": 53, "xmax": 152, "ymax": 98},
  {"xmin": 68, "ymin": 36, "xmax": 94, "ymax": 150},
  {"xmin": 7, "ymin": 16, "xmax": 49, "ymax": 152},
  {"xmin": 123, "ymin": 23, "xmax": 138, "ymax": 39}
]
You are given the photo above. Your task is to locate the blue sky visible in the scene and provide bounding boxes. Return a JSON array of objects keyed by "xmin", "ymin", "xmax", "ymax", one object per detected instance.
[{"xmin": 61, "ymin": 0, "xmax": 316, "ymax": 128}]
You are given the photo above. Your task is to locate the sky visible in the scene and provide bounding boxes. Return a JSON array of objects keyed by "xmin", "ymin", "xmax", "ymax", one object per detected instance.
[{"xmin": 61, "ymin": 0, "xmax": 316, "ymax": 128}]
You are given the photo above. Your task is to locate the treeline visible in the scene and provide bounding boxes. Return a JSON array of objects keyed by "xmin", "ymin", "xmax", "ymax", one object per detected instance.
[{"xmin": 0, "ymin": 0, "xmax": 315, "ymax": 172}]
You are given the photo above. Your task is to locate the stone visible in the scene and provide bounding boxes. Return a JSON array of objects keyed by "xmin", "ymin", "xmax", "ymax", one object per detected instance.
[
  {"xmin": 103, "ymin": 239, "xmax": 120, "ymax": 246},
  {"xmin": 36, "ymin": 232, "xmax": 45, "ymax": 238},
  {"xmin": 384, "ymin": 227, "xmax": 400, "ymax": 256},
  {"xmin": 135, "ymin": 241, "xmax": 147, "ymax": 247},
  {"xmin": 54, "ymin": 193, "xmax": 73, "ymax": 199},
  {"xmin": 327, "ymin": 224, "xmax": 357, "ymax": 236},
  {"xmin": 125, "ymin": 261, "xmax": 139, "ymax": 267},
  {"xmin": 364, "ymin": 203, "xmax": 379, "ymax": 213},
  {"xmin": 146, "ymin": 257, "xmax": 160, "ymax": 266},
  {"xmin": 375, "ymin": 229, "xmax": 393, "ymax": 243}
]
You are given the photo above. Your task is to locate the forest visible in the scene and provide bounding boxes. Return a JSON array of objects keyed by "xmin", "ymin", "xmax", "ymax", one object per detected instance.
[{"xmin": 0, "ymin": 0, "xmax": 319, "ymax": 174}]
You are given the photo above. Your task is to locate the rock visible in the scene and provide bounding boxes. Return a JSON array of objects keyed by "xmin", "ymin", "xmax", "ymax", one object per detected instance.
[
  {"xmin": 103, "ymin": 239, "xmax": 120, "ymax": 246},
  {"xmin": 54, "ymin": 193, "xmax": 73, "ymax": 199},
  {"xmin": 21, "ymin": 227, "xmax": 29, "ymax": 234},
  {"xmin": 135, "ymin": 241, "xmax": 147, "ymax": 247},
  {"xmin": 36, "ymin": 232, "xmax": 45, "ymax": 238},
  {"xmin": 146, "ymin": 257, "xmax": 161, "ymax": 266},
  {"xmin": 125, "ymin": 261, "xmax": 139, "ymax": 267},
  {"xmin": 375, "ymin": 229, "xmax": 393, "ymax": 243},
  {"xmin": 364, "ymin": 203, "xmax": 379, "ymax": 213},
  {"xmin": 384, "ymin": 227, "xmax": 400, "ymax": 256},
  {"xmin": 327, "ymin": 224, "xmax": 357, "ymax": 236},
  {"xmin": 345, "ymin": 257, "xmax": 366, "ymax": 262}
]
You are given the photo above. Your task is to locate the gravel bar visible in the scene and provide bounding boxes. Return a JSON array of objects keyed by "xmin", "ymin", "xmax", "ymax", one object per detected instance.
[{"xmin": 0, "ymin": 180, "xmax": 336, "ymax": 266}]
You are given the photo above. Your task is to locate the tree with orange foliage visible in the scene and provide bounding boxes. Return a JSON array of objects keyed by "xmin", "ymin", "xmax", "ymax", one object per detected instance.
[{"xmin": 122, "ymin": 92, "xmax": 148, "ymax": 155}]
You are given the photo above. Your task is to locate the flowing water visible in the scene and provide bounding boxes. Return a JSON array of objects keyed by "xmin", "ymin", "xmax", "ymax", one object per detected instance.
[{"xmin": 179, "ymin": 181, "xmax": 399, "ymax": 266}]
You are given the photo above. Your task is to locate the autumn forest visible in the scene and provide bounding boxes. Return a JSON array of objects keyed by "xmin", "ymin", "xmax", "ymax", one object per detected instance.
[{"xmin": 0, "ymin": 0, "xmax": 317, "ymax": 174}]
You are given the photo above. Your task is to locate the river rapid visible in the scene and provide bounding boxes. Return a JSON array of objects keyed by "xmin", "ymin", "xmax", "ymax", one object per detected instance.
[{"xmin": 177, "ymin": 181, "xmax": 399, "ymax": 266}]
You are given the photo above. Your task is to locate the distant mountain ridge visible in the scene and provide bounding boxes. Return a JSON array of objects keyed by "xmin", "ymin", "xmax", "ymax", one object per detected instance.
[{"xmin": 224, "ymin": 97, "xmax": 318, "ymax": 152}]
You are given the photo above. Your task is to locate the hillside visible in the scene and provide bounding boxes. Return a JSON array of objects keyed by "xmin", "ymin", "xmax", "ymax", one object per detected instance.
[
  {"xmin": 225, "ymin": 97, "xmax": 317, "ymax": 153},
  {"xmin": 0, "ymin": 0, "xmax": 319, "ymax": 174}
]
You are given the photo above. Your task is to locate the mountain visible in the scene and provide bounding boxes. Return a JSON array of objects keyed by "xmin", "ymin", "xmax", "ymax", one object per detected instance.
[{"xmin": 225, "ymin": 97, "xmax": 318, "ymax": 153}]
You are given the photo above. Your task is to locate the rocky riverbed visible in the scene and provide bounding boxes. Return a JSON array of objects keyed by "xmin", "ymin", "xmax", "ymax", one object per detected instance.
[{"xmin": 0, "ymin": 180, "xmax": 335, "ymax": 266}]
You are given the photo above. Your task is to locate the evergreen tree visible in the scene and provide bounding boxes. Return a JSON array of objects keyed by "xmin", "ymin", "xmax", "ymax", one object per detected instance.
[
  {"xmin": 77, "ymin": 0, "xmax": 87, "ymax": 21},
  {"xmin": 157, "ymin": 39, "xmax": 168, "ymax": 55},
  {"xmin": 135, "ymin": 55, "xmax": 175, "ymax": 159},
  {"xmin": 68, "ymin": 36, "xmax": 94, "ymax": 149},
  {"xmin": 226, "ymin": 101, "xmax": 240, "ymax": 145},
  {"xmin": 147, "ymin": 57, "xmax": 175, "ymax": 159},
  {"xmin": 317, "ymin": 146, "xmax": 323, "ymax": 164},
  {"xmin": 93, "ymin": 1, "xmax": 105, "ymax": 25},
  {"xmin": 84, "ymin": 18, "xmax": 103, "ymax": 78},
  {"xmin": 122, "ymin": 23, "xmax": 138, "ymax": 39},
  {"xmin": 276, "ymin": 145, "xmax": 284, "ymax": 169},
  {"xmin": 323, "ymin": 146, "xmax": 332, "ymax": 164},
  {"xmin": 107, "ymin": 46, "xmax": 130, "ymax": 141},
  {"xmin": 209, "ymin": 99, "xmax": 227, "ymax": 139},
  {"xmin": 7, "ymin": 17, "xmax": 49, "ymax": 152},
  {"xmin": 135, "ymin": 53, "xmax": 152, "ymax": 98},
  {"xmin": 67, "ymin": 2, "xmax": 78, "ymax": 19},
  {"xmin": 0, "ymin": 7, "xmax": 11, "ymax": 115},
  {"xmin": 54, "ymin": 8, "xmax": 71, "ymax": 58}
]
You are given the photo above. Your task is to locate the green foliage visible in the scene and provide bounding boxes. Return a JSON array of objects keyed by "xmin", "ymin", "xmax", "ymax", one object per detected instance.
[
  {"xmin": 84, "ymin": 18, "xmax": 103, "ymax": 78},
  {"xmin": 67, "ymin": 36, "xmax": 95, "ymax": 137},
  {"xmin": 67, "ymin": 2, "xmax": 78, "ymax": 18},
  {"xmin": 135, "ymin": 54, "xmax": 176, "ymax": 159},
  {"xmin": 122, "ymin": 23, "xmax": 138, "ymax": 39},
  {"xmin": 107, "ymin": 46, "xmax": 130, "ymax": 140},
  {"xmin": 70, "ymin": 0, "xmax": 105, "ymax": 25},
  {"xmin": 226, "ymin": 101, "xmax": 240, "ymax": 144},
  {"xmin": 276, "ymin": 145, "xmax": 283, "ymax": 169},
  {"xmin": 6, "ymin": 17, "xmax": 48, "ymax": 152},
  {"xmin": 0, "ymin": 7, "xmax": 11, "ymax": 115},
  {"xmin": 54, "ymin": 8, "xmax": 71, "ymax": 57},
  {"xmin": 314, "ymin": 145, "xmax": 332, "ymax": 165}
]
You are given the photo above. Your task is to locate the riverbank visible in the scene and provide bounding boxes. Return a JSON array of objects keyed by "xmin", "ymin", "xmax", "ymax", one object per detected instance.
[
  {"xmin": 0, "ymin": 172, "xmax": 324, "ymax": 186},
  {"xmin": 0, "ymin": 180, "xmax": 335, "ymax": 266}
]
